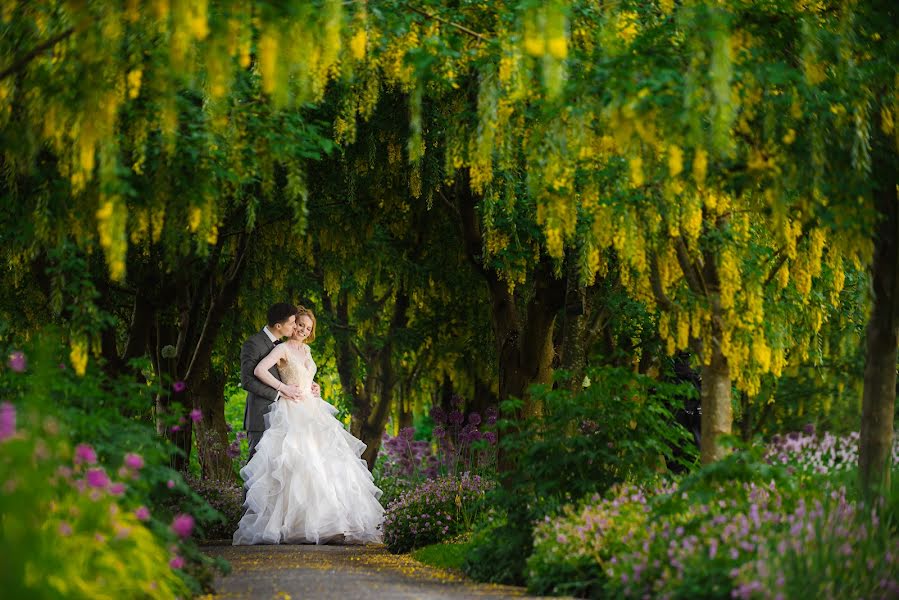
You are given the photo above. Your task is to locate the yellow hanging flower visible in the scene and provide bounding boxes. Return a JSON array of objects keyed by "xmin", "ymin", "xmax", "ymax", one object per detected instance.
[
  {"xmin": 629, "ymin": 156, "xmax": 644, "ymax": 187},
  {"xmin": 70, "ymin": 337, "xmax": 89, "ymax": 376},
  {"xmin": 350, "ymin": 29, "xmax": 367, "ymax": 60},
  {"xmin": 692, "ymin": 148, "xmax": 708, "ymax": 184},
  {"xmin": 667, "ymin": 145, "xmax": 684, "ymax": 178}
]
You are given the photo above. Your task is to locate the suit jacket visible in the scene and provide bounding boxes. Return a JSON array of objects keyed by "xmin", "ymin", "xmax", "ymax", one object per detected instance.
[{"xmin": 241, "ymin": 329, "xmax": 283, "ymax": 432}]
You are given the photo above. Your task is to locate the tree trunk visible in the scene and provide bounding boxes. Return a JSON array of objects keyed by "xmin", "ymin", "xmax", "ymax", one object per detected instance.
[
  {"xmin": 859, "ymin": 132, "xmax": 899, "ymax": 496},
  {"xmin": 700, "ymin": 336, "xmax": 732, "ymax": 464},
  {"xmin": 194, "ymin": 370, "xmax": 233, "ymax": 481},
  {"xmin": 559, "ymin": 249, "xmax": 588, "ymax": 391}
]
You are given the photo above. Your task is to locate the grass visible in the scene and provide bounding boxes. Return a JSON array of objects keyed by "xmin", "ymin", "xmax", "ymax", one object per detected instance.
[{"xmin": 411, "ymin": 540, "xmax": 472, "ymax": 572}]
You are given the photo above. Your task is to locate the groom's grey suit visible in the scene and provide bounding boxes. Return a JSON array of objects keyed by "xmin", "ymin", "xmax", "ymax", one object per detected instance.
[{"xmin": 241, "ymin": 329, "xmax": 283, "ymax": 459}]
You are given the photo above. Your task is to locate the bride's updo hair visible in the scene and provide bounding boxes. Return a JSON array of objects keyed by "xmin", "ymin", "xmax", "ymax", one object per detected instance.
[{"xmin": 295, "ymin": 306, "xmax": 317, "ymax": 343}]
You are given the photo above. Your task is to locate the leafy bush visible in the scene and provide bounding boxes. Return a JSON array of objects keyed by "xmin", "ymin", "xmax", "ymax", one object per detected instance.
[
  {"xmin": 383, "ymin": 474, "xmax": 495, "ymax": 553},
  {"xmin": 527, "ymin": 485, "xmax": 662, "ymax": 597},
  {"xmin": 463, "ymin": 365, "xmax": 697, "ymax": 585},
  {"xmin": 0, "ymin": 402, "xmax": 189, "ymax": 599},
  {"xmin": 1, "ymin": 337, "xmax": 229, "ymax": 594},
  {"xmin": 411, "ymin": 541, "xmax": 472, "ymax": 571},
  {"xmin": 733, "ymin": 486, "xmax": 899, "ymax": 599},
  {"xmin": 529, "ymin": 441, "xmax": 899, "ymax": 600},
  {"xmin": 183, "ymin": 473, "xmax": 244, "ymax": 541}
]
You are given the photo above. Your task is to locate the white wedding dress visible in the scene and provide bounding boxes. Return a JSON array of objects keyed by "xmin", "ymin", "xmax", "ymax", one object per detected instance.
[{"xmin": 233, "ymin": 343, "xmax": 383, "ymax": 545}]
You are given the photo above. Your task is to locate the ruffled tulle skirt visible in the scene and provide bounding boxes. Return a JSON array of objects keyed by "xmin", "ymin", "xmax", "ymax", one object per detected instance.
[{"xmin": 233, "ymin": 395, "xmax": 383, "ymax": 545}]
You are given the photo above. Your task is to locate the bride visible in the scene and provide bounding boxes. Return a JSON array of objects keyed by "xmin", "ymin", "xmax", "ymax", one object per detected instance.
[{"xmin": 233, "ymin": 307, "xmax": 384, "ymax": 545}]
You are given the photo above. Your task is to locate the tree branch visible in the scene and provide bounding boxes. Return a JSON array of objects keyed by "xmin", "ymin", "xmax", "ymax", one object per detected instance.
[
  {"xmin": 406, "ymin": 5, "xmax": 489, "ymax": 42},
  {"xmin": 0, "ymin": 26, "xmax": 77, "ymax": 81}
]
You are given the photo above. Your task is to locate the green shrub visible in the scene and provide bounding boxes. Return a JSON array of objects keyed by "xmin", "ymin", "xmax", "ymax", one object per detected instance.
[
  {"xmin": 527, "ymin": 484, "xmax": 658, "ymax": 597},
  {"xmin": 411, "ymin": 541, "xmax": 472, "ymax": 571},
  {"xmin": 529, "ymin": 445, "xmax": 899, "ymax": 600},
  {"xmin": 0, "ymin": 403, "xmax": 189, "ymax": 599},
  {"xmin": 463, "ymin": 365, "xmax": 697, "ymax": 585},
  {"xmin": 1, "ymin": 336, "xmax": 230, "ymax": 594},
  {"xmin": 383, "ymin": 474, "xmax": 495, "ymax": 553}
]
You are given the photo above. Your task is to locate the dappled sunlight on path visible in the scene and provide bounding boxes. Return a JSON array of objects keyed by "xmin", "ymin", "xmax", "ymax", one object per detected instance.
[{"xmin": 202, "ymin": 544, "xmax": 554, "ymax": 599}]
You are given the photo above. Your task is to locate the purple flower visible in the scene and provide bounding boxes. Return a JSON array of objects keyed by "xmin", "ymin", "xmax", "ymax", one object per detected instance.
[
  {"xmin": 172, "ymin": 381, "xmax": 186, "ymax": 393},
  {"xmin": 74, "ymin": 444, "xmax": 97, "ymax": 465},
  {"xmin": 430, "ymin": 406, "xmax": 447, "ymax": 424},
  {"xmin": 166, "ymin": 479, "xmax": 176, "ymax": 489},
  {"xmin": 124, "ymin": 453, "xmax": 144, "ymax": 470},
  {"xmin": 109, "ymin": 482, "xmax": 126, "ymax": 496},
  {"xmin": 169, "ymin": 555, "xmax": 185, "ymax": 569},
  {"xmin": 171, "ymin": 425, "xmax": 181, "ymax": 432},
  {"xmin": 85, "ymin": 468, "xmax": 109, "ymax": 489},
  {"xmin": 7, "ymin": 351, "xmax": 26, "ymax": 373},
  {"xmin": 0, "ymin": 402, "xmax": 15, "ymax": 441},
  {"xmin": 226, "ymin": 423, "xmax": 233, "ymax": 432},
  {"xmin": 171, "ymin": 513, "xmax": 194, "ymax": 538},
  {"xmin": 189, "ymin": 409, "xmax": 203, "ymax": 423},
  {"xmin": 485, "ymin": 431, "xmax": 497, "ymax": 445},
  {"xmin": 468, "ymin": 412, "xmax": 482, "ymax": 426},
  {"xmin": 400, "ymin": 427, "xmax": 415, "ymax": 441},
  {"xmin": 448, "ymin": 410, "xmax": 464, "ymax": 425},
  {"xmin": 59, "ymin": 522, "xmax": 73, "ymax": 536},
  {"xmin": 227, "ymin": 441, "xmax": 241, "ymax": 458},
  {"xmin": 135, "ymin": 506, "xmax": 151, "ymax": 521},
  {"xmin": 802, "ymin": 423, "xmax": 816, "ymax": 436},
  {"xmin": 433, "ymin": 426, "xmax": 446, "ymax": 439}
]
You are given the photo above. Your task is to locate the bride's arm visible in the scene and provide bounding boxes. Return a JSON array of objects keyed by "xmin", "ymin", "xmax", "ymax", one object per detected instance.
[
  {"xmin": 253, "ymin": 344, "xmax": 285, "ymax": 389},
  {"xmin": 253, "ymin": 345, "xmax": 303, "ymax": 400}
]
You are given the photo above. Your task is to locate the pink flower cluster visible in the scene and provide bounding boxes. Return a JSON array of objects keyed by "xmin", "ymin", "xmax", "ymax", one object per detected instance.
[{"xmin": 0, "ymin": 402, "xmax": 15, "ymax": 441}]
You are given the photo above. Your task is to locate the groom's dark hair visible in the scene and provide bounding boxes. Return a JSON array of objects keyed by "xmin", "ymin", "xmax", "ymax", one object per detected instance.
[{"xmin": 267, "ymin": 303, "xmax": 298, "ymax": 327}]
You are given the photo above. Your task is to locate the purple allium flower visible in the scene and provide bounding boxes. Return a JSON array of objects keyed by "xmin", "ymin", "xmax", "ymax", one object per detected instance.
[
  {"xmin": 170, "ymin": 514, "xmax": 194, "ymax": 539},
  {"xmin": 7, "ymin": 351, "xmax": 26, "ymax": 372},
  {"xmin": 169, "ymin": 555, "xmax": 185, "ymax": 569},
  {"xmin": 189, "ymin": 409, "xmax": 203, "ymax": 423},
  {"xmin": 448, "ymin": 410, "xmax": 464, "ymax": 425},
  {"xmin": 59, "ymin": 522, "xmax": 73, "ymax": 536},
  {"xmin": 124, "ymin": 453, "xmax": 144, "ymax": 470},
  {"xmin": 135, "ymin": 506, "xmax": 151, "ymax": 521},
  {"xmin": 85, "ymin": 468, "xmax": 109, "ymax": 489},
  {"xmin": 166, "ymin": 479, "xmax": 176, "ymax": 489},
  {"xmin": 433, "ymin": 426, "xmax": 446, "ymax": 439},
  {"xmin": 400, "ymin": 426, "xmax": 415, "ymax": 441},
  {"xmin": 74, "ymin": 444, "xmax": 97, "ymax": 465},
  {"xmin": 226, "ymin": 441, "xmax": 241, "ymax": 458},
  {"xmin": 468, "ymin": 412, "xmax": 482, "ymax": 426},
  {"xmin": 171, "ymin": 425, "xmax": 181, "ymax": 432},
  {"xmin": 172, "ymin": 381, "xmax": 186, "ymax": 393},
  {"xmin": 802, "ymin": 423, "xmax": 816, "ymax": 436},
  {"xmin": 430, "ymin": 406, "xmax": 447, "ymax": 424},
  {"xmin": 0, "ymin": 402, "xmax": 15, "ymax": 441},
  {"xmin": 109, "ymin": 482, "xmax": 126, "ymax": 496}
]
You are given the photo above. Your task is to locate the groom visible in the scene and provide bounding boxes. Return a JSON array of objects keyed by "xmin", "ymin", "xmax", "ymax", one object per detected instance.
[{"xmin": 240, "ymin": 302, "xmax": 299, "ymax": 460}]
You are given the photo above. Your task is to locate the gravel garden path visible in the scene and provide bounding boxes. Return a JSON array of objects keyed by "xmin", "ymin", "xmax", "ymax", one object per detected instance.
[{"xmin": 202, "ymin": 543, "xmax": 553, "ymax": 600}]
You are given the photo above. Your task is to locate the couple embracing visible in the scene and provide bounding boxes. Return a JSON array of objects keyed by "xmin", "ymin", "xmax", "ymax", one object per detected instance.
[{"xmin": 233, "ymin": 303, "xmax": 383, "ymax": 546}]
